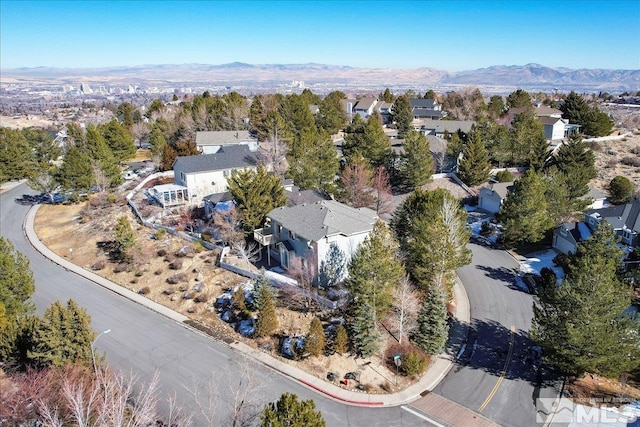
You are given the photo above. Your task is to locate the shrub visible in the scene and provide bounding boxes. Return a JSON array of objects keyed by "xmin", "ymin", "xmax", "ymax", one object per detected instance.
[
  {"xmin": 163, "ymin": 288, "xmax": 175, "ymax": 295},
  {"xmin": 157, "ymin": 249, "xmax": 167, "ymax": 257},
  {"xmin": 609, "ymin": 175, "xmax": 635, "ymax": 204},
  {"xmin": 194, "ymin": 293, "xmax": 209, "ymax": 303},
  {"xmin": 621, "ymin": 156, "xmax": 640, "ymax": 167},
  {"xmin": 480, "ymin": 222, "xmax": 493, "ymax": 237},
  {"xmin": 201, "ymin": 231, "xmax": 213, "ymax": 242},
  {"xmin": 166, "ymin": 273, "xmax": 187, "ymax": 284},
  {"xmin": 553, "ymin": 252, "xmax": 569, "ymax": 270},
  {"xmin": 192, "ymin": 240, "xmax": 204, "ymax": 253},
  {"xmin": 631, "ymin": 147, "xmax": 640, "ymax": 156},
  {"xmin": 154, "ymin": 269, "xmax": 163, "ymax": 275},
  {"xmin": 169, "ymin": 259, "xmax": 183, "ymax": 270},
  {"xmin": 138, "ymin": 286, "xmax": 151, "ymax": 295},
  {"xmin": 400, "ymin": 351, "xmax": 428, "ymax": 376},
  {"xmin": 134, "ymin": 270, "xmax": 145, "ymax": 277},
  {"xmin": 380, "ymin": 382, "xmax": 392, "ymax": 392},
  {"xmin": 155, "ymin": 228, "xmax": 167, "ymax": 240},
  {"xmin": 495, "ymin": 169, "xmax": 514, "ymax": 182},
  {"xmin": 91, "ymin": 260, "xmax": 106, "ymax": 271},
  {"xmin": 107, "ymin": 193, "xmax": 117, "ymax": 204},
  {"xmin": 114, "ymin": 262, "xmax": 128, "ymax": 273},
  {"xmin": 130, "ymin": 278, "xmax": 138, "ymax": 284}
]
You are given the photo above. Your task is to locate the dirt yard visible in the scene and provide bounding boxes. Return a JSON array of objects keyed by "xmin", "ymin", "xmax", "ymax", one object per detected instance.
[
  {"xmin": 33, "ymin": 199, "xmax": 417, "ymax": 393},
  {"xmin": 590, "ymin": 131, "xmax": 640, "ymax": 191}
]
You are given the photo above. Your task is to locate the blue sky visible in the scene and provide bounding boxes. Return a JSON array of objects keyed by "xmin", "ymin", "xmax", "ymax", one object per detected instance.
[{"xmin": 1, "ymin": 0, "xmax": 638, "ymax": 71}]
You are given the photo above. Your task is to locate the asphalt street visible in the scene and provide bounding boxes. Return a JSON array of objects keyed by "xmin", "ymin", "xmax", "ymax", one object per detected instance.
[
  {"xmin": 432, "ymin": 242, "xmax": 560, "ymax": 427},
  {"xmin": 1, "ymin": 183, "xmax": 434, "ymax": 426}
]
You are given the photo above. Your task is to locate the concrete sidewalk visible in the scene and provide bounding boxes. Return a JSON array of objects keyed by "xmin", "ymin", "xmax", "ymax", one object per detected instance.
[{"xmin": 24, "ymin": 203, "xmax": 470, "ymax": 408}]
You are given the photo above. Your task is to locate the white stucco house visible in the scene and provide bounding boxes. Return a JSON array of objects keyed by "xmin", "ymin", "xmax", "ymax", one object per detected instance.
[
  {"xmin": 478, "ymin": 182, "xmax": 514, "ymax": 214},
  {"xmin": 253, "ymin": 200, "xmax": 378, "ymax": 271},
  {"xmin": 172, "ymin": 144, "xmax": 258, "ymax": 205}
]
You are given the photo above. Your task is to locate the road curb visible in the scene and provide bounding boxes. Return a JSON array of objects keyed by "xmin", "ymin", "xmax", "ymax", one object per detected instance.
[{"xmin": 23, "ymin": 202, "xmax": 468, "ymax": 408}]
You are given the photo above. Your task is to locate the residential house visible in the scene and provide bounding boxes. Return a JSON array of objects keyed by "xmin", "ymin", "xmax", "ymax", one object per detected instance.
[
  {"xmin": 552, "ymin": 200, "xmax": 640, "ymax": 254},
  {"xmin": 553, "ymin": 222, "xmax": 593, "ymax": 255},
  {"xmin": 353, "ymin": 97, "xmax": 378, "ymax": 119},
  {"xmin": 253, "ymin": 200, "xmax": 378, "ymax": 270},
  {"xmin": 409, "ymin": 98, "xmax": 446, "ymax": 120},
  {"xmin": 195, "ymin": 130, "xmax": 259, "ymax": 154},
  {"xmin": 478, "ymin": 182, "xmax": 514, "ymax": 213},
  {"xmin": 419, "ymin": 119, "xmax": 475, "ymax": 138},
  {"xmin": 374, "ymin": 101, "xmax": 394, "ymax": 124},
  {"xmin": 506, "ymin": 105, "xmax": 580, "ymax": 143},
  {"xmin": 172, "ymin": 144, "xmax": 258, "ymax": 205}
]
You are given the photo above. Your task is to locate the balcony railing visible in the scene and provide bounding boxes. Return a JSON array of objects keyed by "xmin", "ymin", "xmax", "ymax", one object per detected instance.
[{"xmin": 254, "ymin": 227, "xmax": 276, "ymax": 246}]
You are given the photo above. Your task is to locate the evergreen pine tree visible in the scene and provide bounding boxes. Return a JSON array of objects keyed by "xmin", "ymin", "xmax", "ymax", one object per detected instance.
[
  {"xmin": 260, "ymin": 392, "xmax": 326, "ymax": 427},
  {"xmin": 114, "ymin": 216, "xmax": 136, "ymax": 258},
  {"xmin": 98, "ymin": 119, "xmax": 136, "ymax": 162},
  {"xmin": 549, "ymin": 133, "xmax": 596, "ymax": 199},
  {"xmin": 412, "ymin": 285, "xmax": 449, "ymax": 355},
  {"xmin": 305, "ymin": 317, "xmax": 326, "ymax": 357},
  {"xmin": 286, "ymin": 128, "xmax": 339, "ymax": 194},
  {"xmin": 252, "ymin": 270, "xmax": 273, "ymax": 311},
  {"xmin": 56, "ymin": 146, "xmax": 94, "ymax": 191},
  {"xmin": 457, "ymin": 130, "xmax": 491, "ymax": 186},
  {"xmin": 333, "ymin": 325, "xmax": 348, "ymax": 355},
  {"xmin": 228, "ymin": 165, "xmax": 288, "ymax": 233},
  {"xmin": 392, "ymin": 95, "xmax": 413, "ymax": 139},
  {"xmin": 498, "ymin": 169, "xmax": 553, "ymax": 246},
  {"xmin": 85, "ymin": 125, "xmax": 122, "ymax": 188},
  {"xmin": 255, "ymin": 285, "xmax": 278, "ymax": 338},
  {"xmin": 0, "ymin": 237, "xmax": 35, "ymax": 318},
  {"xmin": 403, "ymin": 130, "xmax": 433, "ymax": 189},
  {"xmin": 348, "ymin": 300, "xmax": 381, "ymax": 358},
  {"xmin": 532, "ymin": 223, "xmax": 640, "ymax": 377},
  {"xmin": 608, "ymin": 176, "xmax": 634, "ymax": 205},
  {"xmin": 345, "ymin": 221, "xmax": 404, "ymax": 325},
  {"xmin": 28, "ymin": 299, "xmax": 95, "ymax": 368}
]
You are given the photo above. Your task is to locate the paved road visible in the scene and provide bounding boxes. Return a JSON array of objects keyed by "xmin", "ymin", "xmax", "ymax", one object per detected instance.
[
  {"xmin": 430, "ymin": 242, "xmax": 560, "ymax": 427},
  {"xmin": 1, "ymin": 184, "xmax": 434, "ymax": 426}
]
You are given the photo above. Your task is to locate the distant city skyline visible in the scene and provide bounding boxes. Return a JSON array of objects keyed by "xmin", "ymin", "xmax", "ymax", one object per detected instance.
[{"xmin": 1, "ymin": 0, "xmax": 639, "ymax": 71}]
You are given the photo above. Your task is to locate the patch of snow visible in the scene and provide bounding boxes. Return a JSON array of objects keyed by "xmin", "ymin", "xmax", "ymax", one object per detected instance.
[{"xmin": 518, "ymin": 249, "xmax": 565, "ymax": 282}]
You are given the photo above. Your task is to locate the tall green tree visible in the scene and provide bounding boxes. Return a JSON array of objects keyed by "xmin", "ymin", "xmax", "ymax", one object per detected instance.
[
  {"xmin": 260, "ymin": 392, "xmax": 326, "ymax": 427},
  {"xmin": 286, "ymin": 128, "xmax": 339, "ymax": 194},
  {"xmin": 28, "ymin": 299, "xmax": 95, "ymax": 368},
  {"xmin": 412, "ymin": 284, "xmax": 449, "ymax": 355},
  {"xmin": 249, "ymin": 95, "xmax": 269, "ymax": 140},
  {"xmin": 381, "ymin": 88, "xmax": 394, "ymax": 102},
  {"xmin": 509, "ymin": 111, "xmax": 551, "ymax": 171},
  {"xmin": 403, "ymin": 130, "xmax": 433, "ymax": 189},
  {"xmin": 333, "ymin": 325, "xmax": 348, "ymax": 355},
  {"xmin": 457, "ymin": 130, "xmax": 492, "ymax": 186},
  {"xmin": 0, "ymin": 237, "xmax": 35, "ymax": 319},
  {"xmin": 542, "ymin": 168, "xmax": 581, "ymax": 226},
  {"xmin": 392, "ymin": 95, "xmax": 413, "ymax": 139},
  {"xmin": 583, "ymin": 107, "xmax": 613, "ymax": 137},
  {"xmin": 548, "ymin": 133, "xmax": 597, "ymax": 200},
  {"xmin": 560, "ymin": 91, "xmax": 591, "ymax": 128},
  {"xmin": 56, "ymin": 146, "xmax": 94, "ymax": 191},
  {"xmin": 228, "ymin": 165, "xmax": 287, "ymax": 233},
  {"xmin": 506, "ymin": 89, "xmax": 532, "ymax": 109},
  {"xmin": 0, "ymin": 127, "xmax": 36, "ymax": 181},
  {"xmin": 84, "ymin": 125, "xmax": 122, "ymax": 188},
  {"xmin": 392, "ymin": 190, "xmax": 471, "ymax": 293},
  {"xmin": 487, "ymin": 95, "xmax": 506, "ymax": 118},
  {"xmin": 305, "ymin": 317, "xmax": 326, "ymax": 357},
  {"xmin": 531, "ymin": 223, "xmax": 640, "ymax": 377},
  {"xmin": 255, "ymin": 284, "xmax": 278, "ymax": 338},
  {"xmin": 98, "ymin": 119, "xmax": 136, "ymax": 162},
  {"xmin": 345, "ymin": 221, "xmax": 404, "ymax": 325},
  {"xmin": 316, "ymin": 91, "xmax": 347, "ymax": 135},
  {"xmin": 348, "ymin": 300, "xmax": 381, "ymax": 358},
  {"xmin": 498, "ymin": 169, "xmax": 553, "ymax": 246},
  {"xmin": 23, "ymin": 128, "xmax": 62, "ymax": 168},
  {"xmin": 608, "ymin": 175, "xmax": 635, "ymax": 205}
]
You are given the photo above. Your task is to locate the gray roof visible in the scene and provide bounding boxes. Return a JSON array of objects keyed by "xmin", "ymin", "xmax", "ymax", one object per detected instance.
[
  {"xmin": 285, "ymin": 185, "xmax": 331, "ymax": 207},
  {"xmin": 354, "ymin": 97, "xmax": 377, "ymax": 111},
  {"xmin": 587, "ymin": 201, "xmax": 640, "ymax": 233},
  {"xmin": 413, "ymin": 110, "xmax": 446, "ymax": 119},
  {"xmin": 268, "ymin": 200, "xmax": 378, "ymax": 242},
  {"xmin": 427, "ymin": 135, "xmax": 447, "ymax": 155},
  {"xmin": 173, "ymin": 145, "xmax": 258, "ymax": 174},
  {"xmin": 410, "ymin": 98, "xmax": 438, "ymax": 109},
  {"xmin": 421, "ymin": 119, "xmax": 475, "ymax": 134},
  {"xmin": 482, "ymin": 182, "xmax": 514, "ymax": 200},
  {"xmin": 585, "ymin": 186, "xmax": 608, "ymax": 200},
  {"xmin": 195, "ymin": 130, "xmax": 256, "ymax": 146}
]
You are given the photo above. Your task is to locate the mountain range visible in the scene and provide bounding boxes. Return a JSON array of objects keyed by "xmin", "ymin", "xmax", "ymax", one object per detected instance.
[{"xmin": 2, "ymin": 62, "xmax": 638, "ymax": 92}]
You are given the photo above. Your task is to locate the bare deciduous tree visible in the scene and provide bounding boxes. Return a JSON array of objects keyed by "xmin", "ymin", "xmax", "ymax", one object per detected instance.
[
  {"xmin": 371, "ymin": 166, "xmax": 394, "ymax": 216},
  {"xmin": 212, "ymin": 206, "xmax": 244, "ymax": 247},
  {"xmin": 287, "ymin": 252, "xmax": 318, "ymax": 313},
  {"xmin": 390, "ymin": 275, "xmax": 420, "ymax": 344},
  {"xmin": 233, "ymin": 240, "xmax": 261, "ymax": 268}
]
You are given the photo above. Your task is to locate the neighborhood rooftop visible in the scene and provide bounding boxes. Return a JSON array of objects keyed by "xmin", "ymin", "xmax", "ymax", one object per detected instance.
[
  {"xmin": 588, "ymin": 201, "xmax": 640, "ymax": 233},
  {"xmin": 195, "ymin": 130, "xmax": 256, "ymax": 146},
  {"xmin": 268, "ymin": 200, "xmax": 378, "ymax": 242},
  {"xmin": 172, "ymin": 145, "xmax": 257, "ymax": 173}
]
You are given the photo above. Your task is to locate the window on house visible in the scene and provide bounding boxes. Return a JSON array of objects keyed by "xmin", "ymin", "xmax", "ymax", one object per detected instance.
[
  {"xmin": 180, "ymin": 172, "xmax": 185, "ymax": 182},
  {"xmin": 223, "ymin": 169, "xmax": 231, "ymax": 178}
]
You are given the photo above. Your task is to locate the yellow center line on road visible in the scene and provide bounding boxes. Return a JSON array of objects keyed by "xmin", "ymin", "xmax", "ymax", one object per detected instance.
[{"xmin": 478, "ymin": 325, "xmax": 516, "ymax": 412}]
